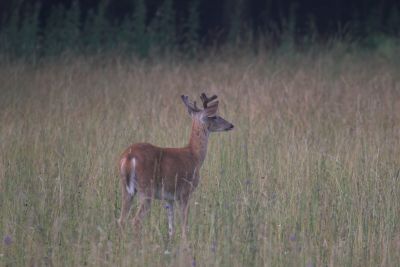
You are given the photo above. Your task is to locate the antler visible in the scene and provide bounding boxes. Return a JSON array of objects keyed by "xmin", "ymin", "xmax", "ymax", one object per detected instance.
[
  {"xmin": 200, "ymin": 93, "xmax": 218, "ymax": 108},
  {"xmin": 181, "ymin": 95, "xmax": 201, "ymax": 112}
]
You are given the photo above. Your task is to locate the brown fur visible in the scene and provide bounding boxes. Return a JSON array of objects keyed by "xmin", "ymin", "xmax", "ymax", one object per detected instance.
[{"xmin": 117, "ymin": 94, "xmax": 233, "ymax": 240}]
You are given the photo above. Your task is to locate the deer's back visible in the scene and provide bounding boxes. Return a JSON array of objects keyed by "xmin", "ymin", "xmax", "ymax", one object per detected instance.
[{"xmin": 120, "ymin": 143, "xmax": 200, "ymax": 199}]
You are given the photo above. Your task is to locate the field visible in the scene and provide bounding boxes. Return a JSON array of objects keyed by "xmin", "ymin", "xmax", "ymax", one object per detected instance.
[{"xmin": 1, "ymin": 48, "xmax": 399, "ymax": 266}]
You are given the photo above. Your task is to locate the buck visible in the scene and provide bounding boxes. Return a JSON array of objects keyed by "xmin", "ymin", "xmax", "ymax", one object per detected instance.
[{"xmin": 117, "ymin": 93, "xmax": 234, "ymax": 240}]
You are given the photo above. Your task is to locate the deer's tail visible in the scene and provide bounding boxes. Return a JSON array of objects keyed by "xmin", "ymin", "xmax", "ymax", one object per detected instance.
[{"xmin": 120, "ymin": 156, "xmax": 137, "ymax": 196}]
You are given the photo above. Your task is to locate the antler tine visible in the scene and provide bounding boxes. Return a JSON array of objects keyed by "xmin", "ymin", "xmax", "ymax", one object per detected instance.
[
  {"xmin": 182, "ymin": 95, "xmax": 201, "ymax": 112},
  {"xmin": 200, "ymin": 93, "xmax": 218, "ymax": 108}
]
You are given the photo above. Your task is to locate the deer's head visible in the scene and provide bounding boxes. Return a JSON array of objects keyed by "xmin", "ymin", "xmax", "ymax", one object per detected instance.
[{"xmin": 181, "ymin": 93, "xmax": 234, "ymax": 132}]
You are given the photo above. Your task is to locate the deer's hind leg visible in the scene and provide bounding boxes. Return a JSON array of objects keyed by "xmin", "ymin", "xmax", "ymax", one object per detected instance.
[
  {"xmin": 132, "ymin": 195, "xmax": 152, "ymax": 231},
  {"xmin": 118, "ymin": 157, "xmax": 137, "ymax": 228},
  {"xmin": 118, "ymin": 182, "xmax": 135, "ymax": 228}
]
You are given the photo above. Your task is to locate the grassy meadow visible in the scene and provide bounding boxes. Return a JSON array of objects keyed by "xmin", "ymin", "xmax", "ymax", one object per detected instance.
[{"xmin": 0, "ymin": 48, "xmax": 400, "ymax": 266}]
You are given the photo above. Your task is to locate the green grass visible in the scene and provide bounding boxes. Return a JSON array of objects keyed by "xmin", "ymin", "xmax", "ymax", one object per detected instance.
[{"xmin": 0, "ymin": 49, "xmax": 399, "ymax": 266}]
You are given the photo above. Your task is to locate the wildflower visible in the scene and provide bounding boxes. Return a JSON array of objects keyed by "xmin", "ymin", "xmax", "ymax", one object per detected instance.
[
  {"xmin": 3, "ymin": 235, "xmax": 12, "ymax": 246},
  {"xmin": 211, "ymin": 241, "xmax": 216, "ymax": 253},
  {"xmin": 289, "ymin": 233, "xmax": 296, "ymax": 242}
]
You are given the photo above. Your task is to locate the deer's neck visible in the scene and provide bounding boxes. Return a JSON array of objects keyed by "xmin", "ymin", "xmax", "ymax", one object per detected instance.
[{"xmin": 188, "ymin": 120, "xmax": 209, "ymax": 165}]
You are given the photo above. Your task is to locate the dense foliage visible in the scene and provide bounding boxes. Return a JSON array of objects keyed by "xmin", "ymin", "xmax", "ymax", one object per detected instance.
[{"xmin": 0, "ymin": 0, "xmax": 399, "ymax": 60}]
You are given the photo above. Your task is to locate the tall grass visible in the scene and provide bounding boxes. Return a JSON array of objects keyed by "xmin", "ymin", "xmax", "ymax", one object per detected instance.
[{"xmin": 0, "ymin": 48, "xmax": 399, "ymax": 266}]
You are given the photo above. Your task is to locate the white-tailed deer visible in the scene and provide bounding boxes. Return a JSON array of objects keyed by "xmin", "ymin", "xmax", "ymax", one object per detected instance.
[{"xmin": 118, "ymin": 93, "xmax": 234, "ymax": 240}]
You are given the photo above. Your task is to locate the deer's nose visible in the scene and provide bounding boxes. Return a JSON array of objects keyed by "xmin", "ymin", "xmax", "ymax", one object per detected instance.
[{"xmin": 227, "ymin": 124, "xmax": 234, "ymax": 130}]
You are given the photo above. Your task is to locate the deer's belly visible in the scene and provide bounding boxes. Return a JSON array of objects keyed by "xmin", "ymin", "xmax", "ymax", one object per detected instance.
[
  {"xmin": 154, "ymin": 189, "xmax": 176, "ymax": 201},
  {"xmin": 152, "ymin": 181, "xmax": 196, "ymax": 201}
]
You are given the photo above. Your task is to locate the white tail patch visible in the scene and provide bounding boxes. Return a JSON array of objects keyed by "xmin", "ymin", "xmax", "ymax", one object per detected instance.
[{"xmin": 126, "ymin": 158, "xmax": 136, "ymax": 195}]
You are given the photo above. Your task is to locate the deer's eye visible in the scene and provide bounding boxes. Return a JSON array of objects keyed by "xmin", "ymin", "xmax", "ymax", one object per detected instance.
[{"xmin": 208, "ymin": 116, "xmax": 217, "ymax": 120}]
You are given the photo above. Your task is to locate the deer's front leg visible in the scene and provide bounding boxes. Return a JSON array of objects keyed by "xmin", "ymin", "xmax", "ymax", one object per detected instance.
[
  {"xmin": 179, "ymin": 197, "xmax": 190, "ymax": 241},
  {"xmin": 165, "ymin": 201, "xmax": 175, "ymax": 238}
]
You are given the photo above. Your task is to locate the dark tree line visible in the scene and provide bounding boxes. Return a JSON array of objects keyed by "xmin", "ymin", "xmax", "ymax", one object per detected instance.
[{"xmin": 0, "ymin": 0, "xmax": 399, "ymax": 60}]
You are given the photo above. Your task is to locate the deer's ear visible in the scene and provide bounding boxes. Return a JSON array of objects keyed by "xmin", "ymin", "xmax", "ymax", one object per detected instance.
[{"xmin": 204, "ymin": 101, "xmax": 219, "ymax": 117}]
